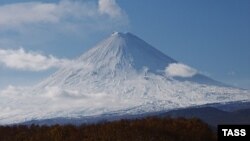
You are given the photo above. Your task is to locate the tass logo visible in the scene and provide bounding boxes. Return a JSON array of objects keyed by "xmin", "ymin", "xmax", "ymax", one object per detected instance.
[
  {"xmin": 221, "ymin": 129, "xmax": 246, "ymax": 136},
  {"xmin": 218, "ymin": 125, "xmax": 250, "ymax": 141}
]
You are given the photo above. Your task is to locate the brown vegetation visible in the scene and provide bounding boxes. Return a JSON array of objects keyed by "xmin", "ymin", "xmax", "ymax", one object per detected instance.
[{"xmin": 0, "ymin": 117, "xmax": 216, "ymax": 141}]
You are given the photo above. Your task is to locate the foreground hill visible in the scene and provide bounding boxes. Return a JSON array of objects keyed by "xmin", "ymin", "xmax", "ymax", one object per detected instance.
[{"xmin": 0, "ymin": 117, "xmax": 216, "ymax": 141}]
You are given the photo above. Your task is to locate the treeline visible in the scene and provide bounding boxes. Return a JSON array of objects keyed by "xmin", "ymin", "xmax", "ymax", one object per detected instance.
[{"xmin": 0, "ymin": 117, "xmax": 216, "ymax": 141}]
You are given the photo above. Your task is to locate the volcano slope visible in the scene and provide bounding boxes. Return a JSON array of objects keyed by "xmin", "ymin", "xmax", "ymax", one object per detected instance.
[{"xmin": 0, "ymin": 32, "xmax": 249, "ymax": 125}]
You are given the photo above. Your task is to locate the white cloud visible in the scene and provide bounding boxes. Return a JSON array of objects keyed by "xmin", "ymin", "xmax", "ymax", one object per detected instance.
[
  {"xmin": 0, "ymin": 85, "xmax": 24, "ymax": 96},
  {"xmin": 0, "ymin": 2, "xmax": 59, "ymax": 28},
  {"xmin": 0, "ymin": 0, "xmax": 127, "ymax": 29},
  {"xmin": 98, "ymin": 0, "xmax": 123, "ymax": 18},
  {"xmin": 165, "ymin": 63, "xmax": 197, "ymax": 78},
  {"xmin": 0, "ymin": 48, "xmax": 70, "ymax": 71}
]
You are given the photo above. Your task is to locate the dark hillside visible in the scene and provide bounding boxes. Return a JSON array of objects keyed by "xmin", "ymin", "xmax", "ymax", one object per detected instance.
[{"xmin": 0, "ymin": 117, "xmax": 216, "ymax": 141}]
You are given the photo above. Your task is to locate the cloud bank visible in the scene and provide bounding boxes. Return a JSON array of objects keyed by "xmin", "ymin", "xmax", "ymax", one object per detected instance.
[
  {"xmin": 165, "ymin": 63, "xmax": 197, "ymax": 78},
  {"xmin": 0, "ymin": 48, "xmax": 70, "ymax": 71},
  {"xmin": 0, "ymin": 0, "xmax": 128, "ymax": 30}
]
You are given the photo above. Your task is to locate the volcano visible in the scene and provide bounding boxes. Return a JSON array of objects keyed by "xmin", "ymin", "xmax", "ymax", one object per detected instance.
[
  {"xmin": 35, "ymin": 32, "xmax": 226, "ymax": 90},
  {"xmin": 0, "ymin": 32, "xmax": 249, "ymax": 125}
]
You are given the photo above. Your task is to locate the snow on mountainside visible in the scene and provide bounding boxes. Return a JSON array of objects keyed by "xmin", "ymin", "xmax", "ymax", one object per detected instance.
[{"xmin": 0, "ymin": 32, "xmax": 249, "ymax": 125}]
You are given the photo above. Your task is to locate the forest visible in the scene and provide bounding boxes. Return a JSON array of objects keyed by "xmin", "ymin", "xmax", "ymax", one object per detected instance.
[{"xmin": 0, "ymin": 117, "xmax": 216, "ymax": 141}]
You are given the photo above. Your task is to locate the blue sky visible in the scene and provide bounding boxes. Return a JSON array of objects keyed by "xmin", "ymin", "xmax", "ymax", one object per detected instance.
[{"xmin": 0, "ymin": 0, "xmax": 249, "ymax": 89}]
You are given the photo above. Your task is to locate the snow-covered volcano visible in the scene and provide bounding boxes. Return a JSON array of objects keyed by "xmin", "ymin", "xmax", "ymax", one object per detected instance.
[
  {"xmin": 0, "ymin": 32, "xmax": 249, "ymax": 124},
  {"xmin": 35, "ymin": 32, "xmax": 223, "ymax": 90}
]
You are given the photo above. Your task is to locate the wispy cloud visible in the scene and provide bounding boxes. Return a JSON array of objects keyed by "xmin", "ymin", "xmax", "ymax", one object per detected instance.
[
  {"xmin": 0, "ymin": 85, "xmax": 28, "ymax": 96},
  {"xmin": 165, "ymin": 63, "xmax": 197, "ymax": 78},
  {"xmin": 0, "ymin": 2, "xmax": 59, "ymax": 28},
  {"xmin": 0, "ymin": 0, "xmax": 128, "ymax": 30},
  {"xmin": 0, "ymin": 48, "xmax": 70, "ymax": 71},
  {"xmin": 98, "ymin": 0, "xmax": 123, "ymax": 18}
]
